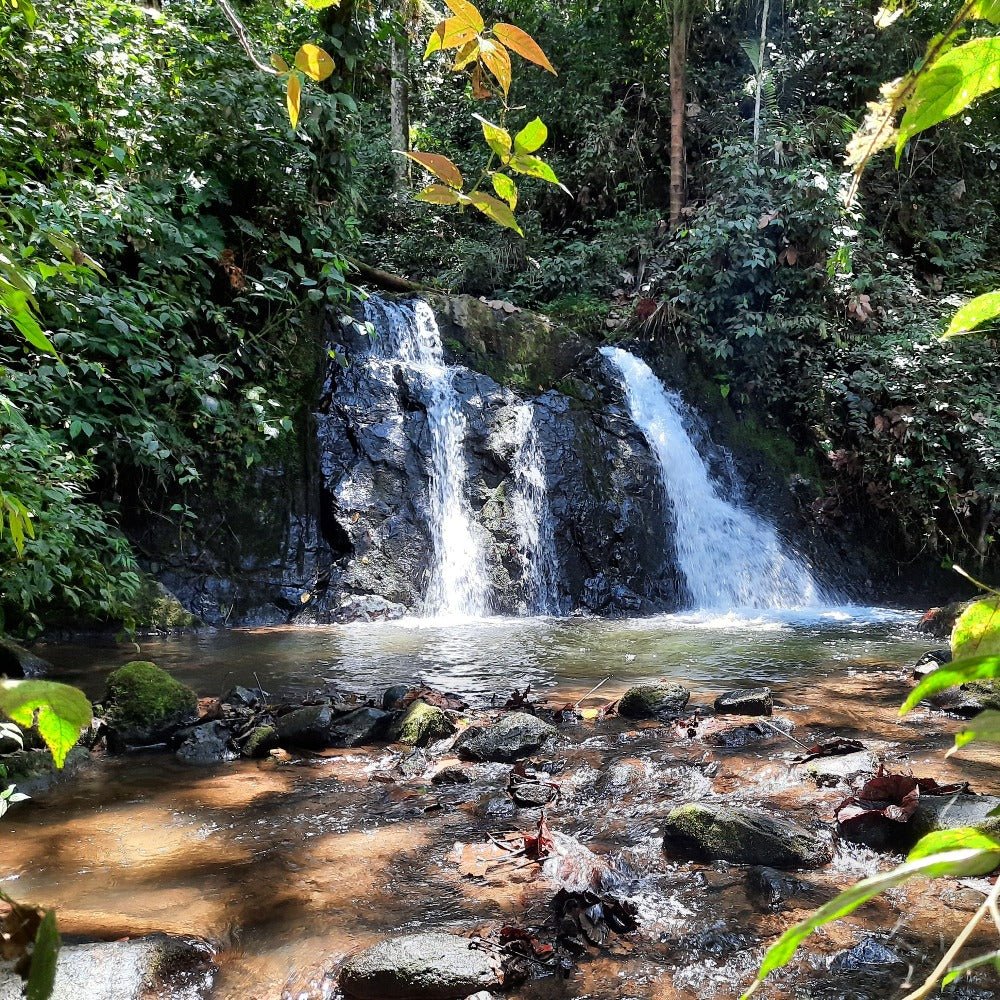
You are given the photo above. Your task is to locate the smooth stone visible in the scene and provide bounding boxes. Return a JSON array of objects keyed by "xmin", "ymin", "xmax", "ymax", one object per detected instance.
[
  {"xmin": 912, "ymin": 648, "xmax": 950, "ymax": 679},
  {"xmin": 908, "ymin": 794, "xmax": 1000, "ymax": 843},
  {"xmin": 391, "ymin": 699, "xmax": 455, "ymax": 747},
  {"xmin": 0, "ymin": 933, "xmax": 214, "ymax": 1000},
  {"xmin": 709, "ymin": 717, "xmax": 794, "ymax": 748},
  {"xmin": 829, "ymin": 938, "xmax": 907, "ymax": 974},
  {"xmin": 799, "ymin": 750, "xmax": 879, "ymax": 788},
  {"xmin": 454, "ymin": 712, "xmax": 556, "ymax": 763},
  {"xmin": 509, "ymin": 780, "xmax": 556, "ymax": 807},
  {"xmin": 618, "ymin": 683, "xmax": 690, "ymax": 719},
  {"xmin": 662, "ymin": 802, "xmax": 832, "ymax": 869},
  {"xmin": 714, "ymin": 687, "xmax": 773, "ymax": 716},
  {"xmin": 382, "ymin": 684, "xmax": 412, "ymax": 711},
  {"xmin": 339, "ymin": 931, "xmax": 500, "ymax": 999},
  {"xmin": 2, "ymin": 746, "xmax": 90, "ymax": 797},
  {"xmin": 175, "ymin": 721, "xmax": 234, "ymax": 764},
  {"xmin": 275, "ymin": 705, "xmax": 390, "ymax": 750},
  {"xmin": 220, "ymin": 685, "xmax": 265, "ymax": 708}
]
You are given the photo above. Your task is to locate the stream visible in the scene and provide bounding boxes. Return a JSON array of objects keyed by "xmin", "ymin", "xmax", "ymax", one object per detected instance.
[{"xmin": 6, "ymin": 608, "xmax": 999, "ymax": 999}]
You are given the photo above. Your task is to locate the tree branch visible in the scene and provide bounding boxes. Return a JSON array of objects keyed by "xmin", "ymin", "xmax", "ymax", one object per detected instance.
[{"xmin": 215, "ymin": 0, "xmax": 280, "ymax": 76}]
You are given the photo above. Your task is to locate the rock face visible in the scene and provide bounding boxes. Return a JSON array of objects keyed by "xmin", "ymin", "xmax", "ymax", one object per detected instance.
[
  {"xmin": 0, "ymin": 934, "xmax": 214, "ymax": 1000},
  {"xmin": 339, "ymin": 931, "xmax": 500, "ymax": 1000},
  {"xmin": 618, "ymin": 683, "xmax": 690, "ymax": 719},
  {"xmin": 714, "ymin": 688, "xmax": 773, "ymax": 716},
  {"xmin": 662, "ymin": 803, "xmax": 832, "ymax": 869},
  {"xmin": 103, "ymin": 661, "xmax": 199, "ymax": 748},
  {"xmin": 454, "ymin": 712, "xmax": 556, "ymax": 763}
]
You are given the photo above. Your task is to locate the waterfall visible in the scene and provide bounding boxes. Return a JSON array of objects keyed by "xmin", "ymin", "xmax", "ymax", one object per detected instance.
[
  {"xmin": 507, "ymin": 405, "xmax": 562, "ymax": 614},
  {"xmin": 601, "ymin": 346, "xmax": 827, "ymax": 610},
  {"xmin": 363, "ymin": 298, "xmax": 491, "ymax": 617}
]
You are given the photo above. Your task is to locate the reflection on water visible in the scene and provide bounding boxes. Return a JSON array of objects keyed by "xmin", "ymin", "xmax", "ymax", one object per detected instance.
[{"xmin": 39, "ymin": 606, "xmax": 923, "ymax": 704}]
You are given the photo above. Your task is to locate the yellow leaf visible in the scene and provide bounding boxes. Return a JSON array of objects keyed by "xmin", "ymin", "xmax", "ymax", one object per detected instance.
[
  {"xmin": 491, "ymin": 172, "xmax": 518, "ymax": 209},
  {"xmin": 492, "ymin": 22, "xmax": 556, "ymax": 74},
  {"xmin": 475, "ymin": 114, "xmax": 511, "ymax": 160},
  {"xmin": 403, "ymin": 150, "xmax": 464, "ymax": 189},
  {"xmin": 286, "ymin": 73, "xmax": 301, "ymax": 129},
  {"xmin": 415, "ymin": 184, "xmax": 462, "ymax": 205},
  {"xmin": 424, "ymin": 17, "xmax": 478, "ymax": 58},
  {"xmin": 303, "ymin": 0, "xmax": 341, "ymax": 7},
  {"xmin": 294, "ymin": 42, "xmax": 335, "ymax": 82},
  {"xmin": 452, "ymin": 38, "xmax": 480, "ymax": 72},
  {"xmin": 271, "ymin": 53, "xmax": 290, "ymax": 73},
  {"xmin": 444, "ymin": 0, "xmax": 484, "ymax": 33},
  {"xmin": 479, "ymin": 38, "xmax": 511, "ymax": 95},
  {"xmin": 467, "ymin": 190, "xmax": 523, "ymax": 236}
]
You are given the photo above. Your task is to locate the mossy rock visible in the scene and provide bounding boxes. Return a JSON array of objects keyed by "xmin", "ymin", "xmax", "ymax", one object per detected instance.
[
  {"xmin": 130, "ymin": 580, "xmax": 200, "ymax": 632},
  {"xmin": 618, "ymin": 683, "xmax": 690, "ymax": 719},
  {"xmin": 104, "ymin": 661, "xmax": 199, "ymax": 748},
  {"xmin": 241, "ymin": 724, "xmax": 278, "ymax": 758},
  {"xmin": 390, "ymin": 700, "xmax": 455, "ymax": 747}
]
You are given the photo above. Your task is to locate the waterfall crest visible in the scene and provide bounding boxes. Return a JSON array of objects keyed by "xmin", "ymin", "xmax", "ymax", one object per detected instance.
[{"xmin": 601, "ymin": 346, "xmax": 827, "ymax": 610}]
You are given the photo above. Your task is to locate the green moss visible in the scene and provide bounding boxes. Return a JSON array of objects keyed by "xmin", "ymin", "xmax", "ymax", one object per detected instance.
[
  {"xmin": 104, "ymin": 661, "xmax": 198, "ymax": 738},
  {"xmin": 726, "ymin": 415, "xmax": 823, "ymax": 481},
  {"xmin": 391, "ymin": 699, "xmax": 455, "ymax": 747},
  {"xmin": 130, "ymin": 580, "xmax": 199, "ymax": 631},
  {"xmin": 242, "ymin": 724, "xmax": 278, "ymax": 758}
]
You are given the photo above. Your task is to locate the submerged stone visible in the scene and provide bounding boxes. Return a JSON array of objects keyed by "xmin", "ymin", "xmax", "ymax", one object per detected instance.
[
  {"xmin": 799, "ymin": 750, "xmax": 880, "ymax": 788},
  {"xmin": 339, "ymin": 931, "xmax": 500, "ymax": 999},
  {"xmin": 103, "ymin": 661, "xmax": 199, "ymax": 748},
  {"xmin": 391, "ymin": 699, "xmax": 454, "ymax": 747},
  {"xmin": 709, "ymin": 717, "xmax": 794, "ymax": 748},
  {"xmin": 454, "ymin": 712, "xmax": 556, "ymax": 763},
  {"xmin": 662, "ymin": 802, "xmax": 832, "ymax": 869},
  {"xmin": 714, "ymin": 687, "xmax": 773, "ymax": 716},
  {"xmin": 617, "ymin": 683, "xmax": 690, "ymax": 719}
]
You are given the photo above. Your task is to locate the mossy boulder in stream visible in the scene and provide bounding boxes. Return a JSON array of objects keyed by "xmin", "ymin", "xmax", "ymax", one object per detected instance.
[
  {"xmin": 390, "ymin": 699, "xmax": 455, "ymax": 747},
  {"xmin": 662, "ymin": 802, "xmax": 832, "ymax": 869},
  {"xmin": 104, "ymin": 660, "xmax": 199, "ymax": 748},
  {"xmin": 618, "ymin": 683, "xmax": 690, "ymax": 719}
]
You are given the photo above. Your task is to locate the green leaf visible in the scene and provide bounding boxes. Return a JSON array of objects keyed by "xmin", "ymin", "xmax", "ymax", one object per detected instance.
[
  {"xmin": 508, "ymin": 153, "xmax": 569, "ymax": 194},
  {"xmin": 467, "ymin": 191, "xmax": 524, "ymax": 236},
  {"xmin": 513, "ymin": 117, "xmax": 547, "ymax": 153},
  {"xmin": 952, "ymin": 597, "xmax": 1000, "ymax": 659},
  {"xmin": 896, "ymin": 38, "xmax": 1000, "ymax": 162},
  {"xmin": 900, "ymin": 654, "xmax": 1000, "ymax": 715},
  {"xmin": 950, "ymin": 710, "xmax": 1000, "ymax": 756},
  {"xmin": 303, "ymin": 0, "xmax": 341, "ymax": 8},
  {"xmin": 968, "ymin": 0, "xmax": 1000, "ymax": 24},
  {"xmin": 942, "ymin": 950, "xmax": 1000, "ymax": 988},
  {"xmin": 944, "ymin": 291, "xmax": 1000, "ymax": 337},
  {"xmin": 25, "ymin": 910, "xmax": 59, "ymax": 1000},
  {"xmin": 0, "ymin": 680, "xmax": 92, "ymax": 769},
  {"xmin": 414, "ymin": 184, "xmax": 463, "ymax": 205},
  {"xmin": 908, "ymin": 827, "xmax": 1000, "ymax": 861},
  {"xmin": 474, "ymin": 115, "xmax": 512, "ymax": 160},
  {"xmin": 742, "ymin": 848, "xmax": 1000, "ymax": 996},
  {"xmin": 491, "ymin": 172, "xmax": 518, "ymax": 209}
]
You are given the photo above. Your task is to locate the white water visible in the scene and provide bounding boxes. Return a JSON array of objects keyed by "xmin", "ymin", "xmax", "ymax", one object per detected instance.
[
  {"xmin": 601, "ymin": 346, "xmax": 828, "ymax": 611},
  {"xmin": 506, "ymin": 404, "xmax": 562, "ymax": 614},
  {"xmin": 364, "ymin": 298, "xmax": 491, "ymax": 617}
]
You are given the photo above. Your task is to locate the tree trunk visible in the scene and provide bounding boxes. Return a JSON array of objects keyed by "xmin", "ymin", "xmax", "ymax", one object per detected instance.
[
  {"xmin": 669, "ymin": 1, "xmax": 690, "ymax": 228},
  {"xmin": 752, "ymin": 0, "xmax": 770, "ymax": 144},
  {"xmin": 389, "ymin": 26, "xmax": 411, "ymax": 195}
]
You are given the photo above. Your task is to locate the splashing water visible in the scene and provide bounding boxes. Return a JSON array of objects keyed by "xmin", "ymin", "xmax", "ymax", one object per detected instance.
[
  {"xmin": 506, "ymin": 404, "xmax": 563, "ymax": 614},
  {"xmin": 364, "ymin": 297, "xmax": 491, "ymax": 617},
  {"xmin": 601, "ymin": 346, "xmax": 828, "ymax": 610}
]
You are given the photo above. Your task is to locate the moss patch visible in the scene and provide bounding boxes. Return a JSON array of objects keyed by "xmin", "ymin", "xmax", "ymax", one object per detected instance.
[{"xmin": 104, "ymin": 660, "xmax": 198, "ymax": 742}]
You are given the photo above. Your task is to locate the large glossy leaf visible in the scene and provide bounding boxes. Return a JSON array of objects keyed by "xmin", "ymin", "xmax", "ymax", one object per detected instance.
[
  {"xmin": 950, "ymin": 710, "xmax": 1000, "ymax": 756},
  {"xmin": 952, "ymin": 597, "xmax": 1000, "ymax": 659},
  {"xmin": 900, "ymin": 654, "xmax": 1000, "ymax": 715},
  {"xmin": 908, "ymin": 827, "xmax": 1000, "ymax": 860},
  {"xmin": 492, "ymin": 172, "xmax": 518, "ymax": 209},
  {"xmin": 294, "ymin": 43, "xmax": 335, "ymax": 82},
  {"xmin": 479, "ymin": 39, "xmax": 511, "ymax": 95},
  {"xmin": 424, "ymin": 17, "xmax": 479, "ymax": 58},
  {"xmin": 492, "ymin": 23, "xmax": 556, "ymax": 74},
  {"xmin": 286, "ymin": 72, "xmax": 301, "ymax": 129},
  {"xmin": 513, "ymin": 117, "xmax": 547, "ymax": 153},
  {"xmin": 467, "ymin": 191, "xmax": 524, "ymax": 236},
  {"xmin": 444, "ymin": 0, "xmax": 484, "ymax": 33},
  {"xmin": 896, "ymin": 38, "xmax": 1000, "ymax": 161},
  {"xmin": 968, "ymin": 0, "xmax": 1000, "ymax": 23},
  {"xmin": 0, "ymin": 680, "xmax": 92, "ymax": 769},
  {"xmin": 474, "ymin": 115, "xmax": 512, "ymax": 160},
  {"xmin": 741, "ymin": 848, "xmax": 1000, "ymax": 997},
  {"xmin": 944, "ymin": 291, "xmax": 1000, "ymax": 337},
  {"xmin": 403, "ymin": 151, "xmax": 463, "ymax": 189}
]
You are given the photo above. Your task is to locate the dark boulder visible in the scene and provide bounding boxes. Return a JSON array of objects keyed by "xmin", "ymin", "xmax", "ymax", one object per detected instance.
[
  {"xmin": 175, "ymin": 721, "xmax": 234, "ymax": 764},
  {"xmin": 454, "ymin": 712, "xmax": 555, "ymax": 763},
  {"xmin": 618, "ymin": 683, "xmax": 690, "ymax": 719},
  {"xmin": 276, "ymin": 705, "xmax": 390, "ymax": 750},
  {"xmin": 714, "ymin": 687, "xmax": 773, "ymax": 716},
  {"xmin": 0, "ymin": 636, "xmax": 51, "ymax": 678}
]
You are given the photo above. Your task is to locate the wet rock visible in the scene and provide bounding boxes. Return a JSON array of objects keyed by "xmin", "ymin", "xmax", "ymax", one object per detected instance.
[
  {"xmin": 662, "ymin": 802, "xmax": 832, "ymax": 869},
  {"xmin": 332, "ymin": 594, "xmax": 406, "ymax": 623},
  {"xmin": 509, "ymin": 781, "xmax": 556, "ymax": 807},
  {"xmin": 221, "ymin": 685, "xmax": 265, "ymax": 708},
  {"xmin": 103, "ymin": 660, "xmax": 199, "ymax": 749},
  {"xmin": 0, "ymin": 636, "xmax": 50, "ymax": 678},
  {"xmin": 339, "ymin": 931, "xmax": 500, "ymax": 999},
  {"xmin": 0, "ymin": 724, "xmax": 23, "ymax": 755},
  {"xmin": 617, "ymin": 683, "xmax": 690, "ymax": 719},
  {"xmin": 430, "ymin": 764, "xmax": 471, "ymax": 785},
  {"xmin": 917, "ymin": 601, "xmax": 970, "ymax": 639},
  {"xmin": 276, "ymin": 705, "xmax": 390, "ymax": 750},
  {"xmin": 746, "ymin": 866, "xmax": 828, "ymax": 912},
  {"xmin": 799, "ymin": 750, "xmax": 879, "ymax": 788},
  {"xmin": 382, "ymin": 685, "xmax": 412, "ymax": 711},
  {"xmin": 241, "ymin": 724, "xmax": 278, "ymax": 758},
  {"xmin": 454, "ymin": 712, "xmax": 556, "ymax": 763},
  {"xmin": 391, "ymin": 699, "xmax": 455, "ymax": 747},
  {"xmin": 913, "ymin": 648, "xmax": 950, "ymax": 679},
  {"xmin": 714, "ymin": 687, "xmax": 773, "ymax": 716},
  {"xmin": 828, "ymin": 938, "xmax": 907, "ymax": 975},
  {"xmin": 908, "ymin": 794, "xmax": 1000, "ymax": 843},
  {"xmin": 176, "ymin": 721, "xmax": 234, "ymax": 764},
  {"xmin": 931, "ymin": 680, "xmax": 1000, "ymax": 717},
  {"xmin": 709, "ymin": 717, "xmax": 794, "ymax": 748},
  {"xmin": 0, "ymin": 933, "xmax": 214, "ymax": 1000},
  {"xmin": 2, "ymin": 746, "xmax": 90, "ymax": 797}
]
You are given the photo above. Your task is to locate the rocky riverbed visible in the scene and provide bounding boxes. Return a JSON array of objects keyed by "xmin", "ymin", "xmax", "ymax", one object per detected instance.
[{"xmin": 3, "ymin": 628, "xmax": 1000, "ymax": 1000}]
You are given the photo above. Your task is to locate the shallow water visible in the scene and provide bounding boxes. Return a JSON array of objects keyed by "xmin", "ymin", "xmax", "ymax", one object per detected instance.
[{"xmin": 7, "ymin": 607, "xmax": 1000, "ymax": 999}]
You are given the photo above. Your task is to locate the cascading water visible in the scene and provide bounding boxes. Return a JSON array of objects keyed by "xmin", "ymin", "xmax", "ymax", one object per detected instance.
[
  {"xmin": 363, "ymin": 297, "xmax": 491, "ymax": 617},
  {"xmin": 601, "ymin": 346, "xmax": 828, "ymax": 610},
  {"xmin": 507, "ymin": 405, "xmax": 562, "ymax": 614}
]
